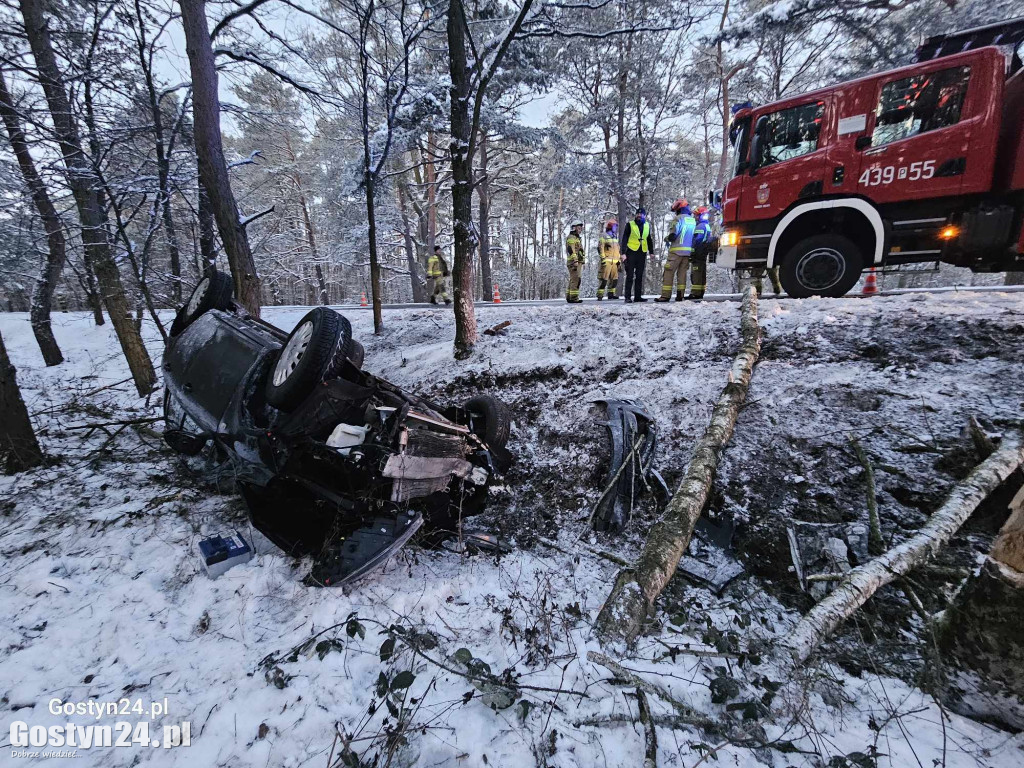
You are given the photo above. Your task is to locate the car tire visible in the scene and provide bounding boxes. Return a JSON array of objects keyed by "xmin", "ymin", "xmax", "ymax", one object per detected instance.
[
  {"xmin": 348, "ymin": 340, "xmax": 365, "ymax": 370},
  {"xmin": 465, "ymin": 395, "xmax": 512, "ymax": 449},
  {"xmin": 169, "ymin": 270, "xmax": 234, "ymax": 336},
  {"xmin": 778, "ymin": 235, "xmax": 864, "ymax": 299},
  {"xmin": 265, "ymin": 307, "xmax": 352, "ymax": 411}
]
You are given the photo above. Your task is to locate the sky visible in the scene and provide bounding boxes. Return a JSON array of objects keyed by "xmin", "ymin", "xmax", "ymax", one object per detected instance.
[{"xmin": 152, "ymin": 1, "xmax": 558, "ymax": 135}]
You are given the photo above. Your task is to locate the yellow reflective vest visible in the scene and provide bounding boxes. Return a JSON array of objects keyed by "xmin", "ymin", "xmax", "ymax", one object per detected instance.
[{"xmin": 626, "ymin": 221, "xmax": 650, "ymax": 253}]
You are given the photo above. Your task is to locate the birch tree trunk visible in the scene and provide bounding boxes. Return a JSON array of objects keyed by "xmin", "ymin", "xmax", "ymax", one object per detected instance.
[
  {"xmin": 0, "ymin": 70, "xmax": 65, "ymax": 366},
  {"xmin": 0, "ymin": 329, "xmax": 43, "ymax": 473},
  {"xmin": 20, "ymin": 0, "xmax": 156, "ymax": 396},
  {"xmin": 783, "ymin": 432, "xmax": 1024, "ymax": 668},
  {"xmin": 595, "ymin": 288, "xmax": 762, "ymax": 647},
  {"xmin": 179, "ymin": 0, "xmax": 262, "ymax": 316}
]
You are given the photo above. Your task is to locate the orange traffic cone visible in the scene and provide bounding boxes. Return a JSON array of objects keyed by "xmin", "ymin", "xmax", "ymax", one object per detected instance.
[
  {"xmin": 492, "ymin": 283, "xmax": 502, "ymax": 303},
  {"xmin": 862, "ymin": 268, "xmax": 879, "ymax": 296},
  {"xmin": 360, "ymin": 291, "xmax": 368, "ymax": 307}
]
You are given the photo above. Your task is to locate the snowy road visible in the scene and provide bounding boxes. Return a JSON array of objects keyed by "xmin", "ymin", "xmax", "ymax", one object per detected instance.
[
  {"xmin": 305, "ymin": 282, "xmax": 1024, "ymax": 311},
  {"xmin": 2, "ymin": 291, "xmax": 1024, "ymax": 767}
]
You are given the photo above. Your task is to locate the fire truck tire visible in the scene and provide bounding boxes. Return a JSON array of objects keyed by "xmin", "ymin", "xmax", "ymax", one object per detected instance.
[{"xmin": 778, "ymin": 235, "xmax": 864, "ymax": 298}]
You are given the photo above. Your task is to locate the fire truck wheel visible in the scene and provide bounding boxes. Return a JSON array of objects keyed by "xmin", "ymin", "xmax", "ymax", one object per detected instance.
[{"xmin": 779, "ymin": 235, "xmax": 864, "ymax": 298}]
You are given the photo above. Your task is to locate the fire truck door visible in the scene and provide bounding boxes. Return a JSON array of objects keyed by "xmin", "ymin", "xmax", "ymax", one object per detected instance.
[
  {"xmin": 739, "ymin": 100, "xmax": 827, "ymax": 224},
  {"xmin": 825, "ymin": 82, "xmax": 876, "ymax": 197},
  {"xmin": 855, "ymin": 63, "xmax": 975, "ymax": 203}
]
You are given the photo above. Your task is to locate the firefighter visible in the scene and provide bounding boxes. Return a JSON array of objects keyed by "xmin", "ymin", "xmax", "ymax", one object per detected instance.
[
  {"xmin": 565, "ymin": 221, "xmax": 586, "ymax": 303},
  {"xmin": 749, "ymin": 266, "xmax": 782, "ymax": 297},
  {"xmin": 621, "ymin": 208, "xmax": 654, "ymax": 303},
  {"xmin": 596, "ymin": 220, "xmax": 620, "ymax": 300},
  {"xmin": 657, "ymin": 199, "xmax": 696, "ymax": 302},
  {"xmin": 687, "ymin": 206, "xmax": 713, "ymax": 300},
  {"xmin": 427, "ymin": 245, "xmax": 451, "ymax": 305}
]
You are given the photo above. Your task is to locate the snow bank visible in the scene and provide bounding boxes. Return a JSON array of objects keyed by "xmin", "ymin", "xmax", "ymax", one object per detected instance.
[{"xmin": 2, "ymin": 293, "xmax": 1023, "ymax": 767}]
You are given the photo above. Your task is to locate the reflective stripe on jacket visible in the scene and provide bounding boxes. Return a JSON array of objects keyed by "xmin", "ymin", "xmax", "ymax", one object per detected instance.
[
  {"xmin": 694, "ymin": 214, "xmax": 711, "ymax": 246},
  {"xmin": 626, "ymin": 221, "xmax": 650, "ymax": 253},
  {"xmin": 668, "ymin": 215, "xmax": 697, "ymax": 254}
]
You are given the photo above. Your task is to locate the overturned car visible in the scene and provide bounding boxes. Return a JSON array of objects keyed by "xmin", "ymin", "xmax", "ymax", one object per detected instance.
[{"xmin": 162, "ymin": 271, "xmax": 511, "ymax": 586}]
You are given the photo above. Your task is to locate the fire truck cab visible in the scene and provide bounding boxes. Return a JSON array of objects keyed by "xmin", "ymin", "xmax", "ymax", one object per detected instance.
[{"xmin": 715, "ymin": 18, "xmax": 1024, "ymax": 297}]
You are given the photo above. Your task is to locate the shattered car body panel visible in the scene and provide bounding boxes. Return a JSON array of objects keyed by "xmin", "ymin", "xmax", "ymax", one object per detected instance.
[
  {"xmin": 163, "ymin": 299, "xmax": 508, "ymax": 587},
  {"xmin": 591, "ymin": 399, "xmax": 669, "ymax": 533}
]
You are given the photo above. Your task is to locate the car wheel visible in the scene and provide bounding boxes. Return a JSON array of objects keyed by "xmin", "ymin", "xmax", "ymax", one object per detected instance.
[
  {"xmin": 465, "ymin": 395, "xmax": 512, "ymax": 449},
  {"xmin": 265, "ymin": 307, "xmax": 352, "ymax": 411},
  {"xmin": 778, "ymin": 235, "xmax": 863, "ymax": 299},
  {"xmin": 348, "ymin": 340, "xmax": 365, "ymax": 370},
  {"xmin": 169, "ymin": 270, "xmax": 234, "ymax": 336}
]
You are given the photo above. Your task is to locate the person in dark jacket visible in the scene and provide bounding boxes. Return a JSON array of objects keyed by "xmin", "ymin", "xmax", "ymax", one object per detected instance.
[
  {"xmin": 620, "ymin": 208, "xmax": 655, "ymax": 303},
  {"xmin": 687, "ymin": 206, "xmax": 713, "ymax": 300}
]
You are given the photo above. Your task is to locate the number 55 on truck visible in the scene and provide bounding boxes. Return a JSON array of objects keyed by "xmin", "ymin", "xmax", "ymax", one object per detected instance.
[{"xmin": 712, "ymin": 18, "xmax": 1024, "ymax": 297}]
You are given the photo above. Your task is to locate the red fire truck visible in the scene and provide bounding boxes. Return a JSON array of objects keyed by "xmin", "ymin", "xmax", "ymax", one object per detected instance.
[{"xmin": 714, "ymin": 18, "xmax": 1024, "ymax": 297}]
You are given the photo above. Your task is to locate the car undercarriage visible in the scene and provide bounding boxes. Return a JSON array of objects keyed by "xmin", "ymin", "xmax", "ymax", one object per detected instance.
[{"xmin": 162, "ymin": 271, "xmax": 512, "ymax": 586}]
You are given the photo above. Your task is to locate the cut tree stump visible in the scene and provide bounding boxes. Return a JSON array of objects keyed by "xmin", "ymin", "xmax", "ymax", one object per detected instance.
[
  {"xmin": 939, "ymin": 482, "xmax": 1024, "ymax": 721},
  {"xmin": 594, "ymin": 287, "xmax": 761, "ymax": 647},
  {"xmin": 781, "ymin": 431, "xmax": 1024, "ymax": 668}
]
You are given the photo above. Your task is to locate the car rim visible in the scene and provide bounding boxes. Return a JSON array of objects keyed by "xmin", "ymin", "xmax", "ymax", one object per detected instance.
[
  {"xmin": 186, "ymin": 277, "xmax": 210, "ymax": 317},
  {"xmin": 273, "ymin": 320, "xmax": 314, "ymax": 386},
  {"xmin": 796, "ymin": 247, "xmax": 845, "ymax": 292}
]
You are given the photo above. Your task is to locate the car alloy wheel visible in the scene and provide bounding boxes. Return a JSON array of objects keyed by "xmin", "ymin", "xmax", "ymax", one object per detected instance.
[{"xmin": 273, "ymin": 320, "xmax": 314, "ymax": 386}]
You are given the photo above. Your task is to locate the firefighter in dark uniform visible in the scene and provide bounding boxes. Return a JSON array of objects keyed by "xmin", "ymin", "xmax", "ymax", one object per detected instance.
[
  {"xmin": 687, "ymin": 206, "xmax": 713, "ymax": 300},
  {"xmin": 596, "ymin": 220, "xmax": 620, "ymax": 300},
  {"xmin": 427, "ymin": 245, "xmax": 451, "ymax": 304},
  {"xmin": 565, "ymin": 221, "xmax": 585, "ymax": 303},
  {"xmin": 620, "ymin": 208, "xmax": 655, "ymax": 303}
]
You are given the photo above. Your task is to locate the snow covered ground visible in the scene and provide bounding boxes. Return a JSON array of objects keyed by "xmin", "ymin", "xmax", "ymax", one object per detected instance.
[{"xmin": 2, "ymin": 292, "xmax": 1024, "ymax": 767}]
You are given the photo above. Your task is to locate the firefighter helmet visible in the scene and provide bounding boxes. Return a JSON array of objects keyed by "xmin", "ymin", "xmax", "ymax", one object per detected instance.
[
  {"xmin": 671, "ymin": 198, "xmax": 689, "ymax": 213},
  {"xmin": 605, "ymin": 219, "xmax": 617, "ymax": 231},
  {"xmin": 571, "ymin": 220, "xmax": 584, "ymax": 229},
  {"xmin": 695, "ymin": 206, "xmax": 709, "ymax": 216}
]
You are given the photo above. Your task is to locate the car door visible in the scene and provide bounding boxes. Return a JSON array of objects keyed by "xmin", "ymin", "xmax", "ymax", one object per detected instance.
[
  {"xmin": 738, "ymin": 99, "xmax": 828, "ymax": 224},
  {"xmin": 856, "ymin": 61, "xmax": 976, "ymax": 203}
]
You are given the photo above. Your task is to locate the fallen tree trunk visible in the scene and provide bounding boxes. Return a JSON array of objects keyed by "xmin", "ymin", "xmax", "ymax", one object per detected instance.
[
  {"xmin": 782, "ymin": 431, "xmax": 1024, "ymax": 667},
  {"xmin": 594, "ymin": 287, "xmax": 761, "ymax": 647}
]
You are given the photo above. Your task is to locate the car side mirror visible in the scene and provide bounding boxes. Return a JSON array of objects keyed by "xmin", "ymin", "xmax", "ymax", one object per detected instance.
[
  {"xmin": 164, "ymin": 429, "xmax": 210, "ymax": 456},
  {"xmin": 855, "ymin": 135, "xmax": 872, "ymax": 150}
]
